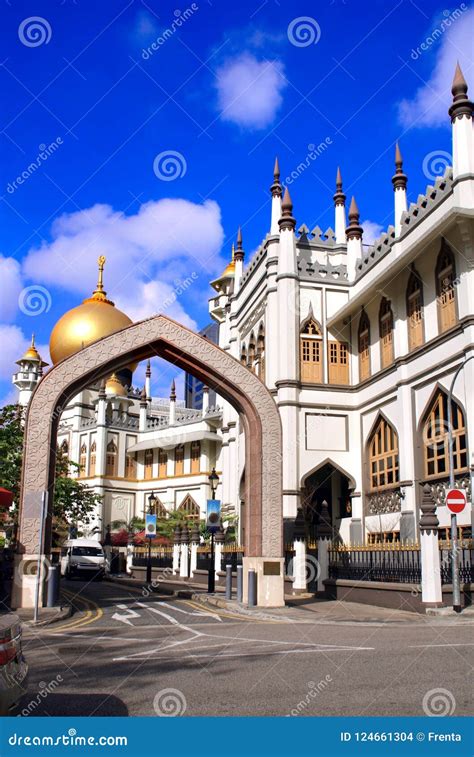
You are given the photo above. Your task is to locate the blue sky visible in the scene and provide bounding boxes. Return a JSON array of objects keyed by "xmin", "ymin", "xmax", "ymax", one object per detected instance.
[{"xmin": 1, "ymin": 0, "xmax": 472, "ymax": 403}]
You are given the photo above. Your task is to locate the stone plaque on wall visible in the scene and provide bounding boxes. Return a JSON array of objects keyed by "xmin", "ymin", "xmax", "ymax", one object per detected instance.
[{"xmin": 306, "ymin": 413, "xmax": 348, "ymax": 451}]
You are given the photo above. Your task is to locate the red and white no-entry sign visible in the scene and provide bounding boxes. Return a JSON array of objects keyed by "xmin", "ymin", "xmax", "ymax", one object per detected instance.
[{"xmin": 446, "ymin": 488, "xmax": 467, "ymax": 514}]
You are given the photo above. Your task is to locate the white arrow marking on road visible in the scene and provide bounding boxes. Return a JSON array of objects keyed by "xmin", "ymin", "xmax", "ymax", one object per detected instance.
[
  {"xmin": 158, "ymin": 600, "xmax": 223, "ymax": 622},
  {"xmin": 111, "ymin": 604, "xmax": 142, "ymax": 626},
  {"xmin": 134, "ymin": 602, "xmax": 205, "ymax": 636}
]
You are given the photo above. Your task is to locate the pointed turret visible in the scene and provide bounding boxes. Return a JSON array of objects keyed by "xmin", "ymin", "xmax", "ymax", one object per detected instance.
[
  {"xmin": 449, "ymin": 61, "xmax": 473, "ymax": 121},
  {"xmin": 234, "ymin": 226, "xmax": 244, "ymax": 261},
  {"xmin": 270, "ymin": 157, "xmax": 283, "ymax": 235},
  {"xmin": 345, "ymin": 196, "xmax": 363, "ymax": 282},
  {"xmin": 12, "ymin": 334, "xmax": 48, "ymax": 407},
  {"xmin": 279, "ymin": 187, "xmax": 296, "ymax": 231},
  {"xmin": 392, "ymin": 142, "xmax": 408, "ymax": 236},
  {"xmin": 145, "ymin": 359, "xmax": 152, "ymax": 402},
  {"xmin": 232, "ymin": 227, "xmax": 245, "ymax": 295},
  {"xmin": 169, "ymin": 379, "xmax": 176, "ymax": 425},
  {"xmin": 346, "ymin": 196, "xmax": 363, "ymax": 240},
  {"xmin": 449, "ymin": 62, "xmax": 474, "ymax": 182},
  {"xmin": 333, "ymin": 167, "xmax": 346, "ymax": 243},
  {"xmin": 170, "ymin": 379, "xmax": 176, "ymax": 402}
]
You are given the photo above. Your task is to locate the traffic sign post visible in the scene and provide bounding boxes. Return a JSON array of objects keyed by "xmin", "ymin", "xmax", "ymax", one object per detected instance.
[
  {"xmin": 206, "ymin": 499, "xmax": 221, "ymax": 594},
  {"xmin": 145, "ymin": 514, "xmax": 157, "ymax": 584},
  {"xmin": 446, "ymin": 488, "xmax": 466, "ymax": 613}
]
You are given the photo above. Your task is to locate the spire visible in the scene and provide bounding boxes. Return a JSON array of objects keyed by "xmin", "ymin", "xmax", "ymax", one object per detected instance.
[
  {"xmin": 139, "ymin": 385, "xmax": 147, "ymax": 407},
  {"xmin": 234, "ymin": 227, "xmax": 244, "ymax": 261},
  {"xmin": 170, "ymin": 379, "xmax": 176, "ymax": 401},
  {"xmin": 279, "ymin": 187, "xmax": 296, "ymax": 231},
  {"xmin": 270, "ymin": 156, "xmax": 282, "ymax": 197},
  {"xmin": 345, "ymin": 196, "xmax": 363, "ymax": 240},
  {"xmin": 333, "ymin": 166, "xmax": 346, "ymax": 206},
  {"xmin": 146, "ymin": 359, "xmax": 151, "ymax": 377},
  {"xmin": 85, "ymin": 255, "xmax": 114, "ymax": 305},
  {"xmin": 392, "ymin": 141, "xmax": 407, "ymax": 190},
  {"xmin": 449, "ymin": 61, "xmax": 473, "ymax": 121},
  {"xmin": 98, "ymin": 379, "xmax": 106, "ymax": 399}
]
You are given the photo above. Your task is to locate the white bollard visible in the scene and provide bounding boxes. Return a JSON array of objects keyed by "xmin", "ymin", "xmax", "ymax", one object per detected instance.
[{"xmin": 292, "ymin": 538, "xmax": 307, "ymax": 591}]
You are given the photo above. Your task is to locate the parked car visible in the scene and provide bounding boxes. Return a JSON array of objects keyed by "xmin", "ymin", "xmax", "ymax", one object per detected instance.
[
  {"xmin": 60, "ymin": 538, "xmax": 107, "ymax": 580},
  {"xmin": 0, "ymin": 614, "xmax": 28, "ymax": 716}
]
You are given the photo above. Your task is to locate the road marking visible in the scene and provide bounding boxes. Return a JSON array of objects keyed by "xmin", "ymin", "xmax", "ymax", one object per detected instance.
[
  {"xmin": 408, "ymin": 643, "xmax": 474, "ymax": 648},
  {"xmin": 134, "ymin": 601, "xmax": 204, "ymax": 637},
  {"xmin": 45, "ymin": 590, "xmax": 103, "ymax": 633},
  {"xmin": 111, "ymin": 605, "xmax": 141, "ymax": 626},
  {"xmin": 159, "ymin": 600, "xmax": 222, "ymax": 621}
]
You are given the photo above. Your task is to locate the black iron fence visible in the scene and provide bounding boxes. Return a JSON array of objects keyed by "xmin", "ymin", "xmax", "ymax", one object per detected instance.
[
  {"xmin": 220, "ymin": 547, "xmax": 244, "ymax": 572},
  {"xmin": 328, "ymin": 544, "xmax": 421, "ymax": 584},
  {"xmin": 196, "ymin": 549, "xmax": 212, "ymax": 571},
  {"xmin": 439, "ymin": 541, "xmax": 473, "ymax": 585},
  {"xmin": 132, "ymin": 547, "xmax": 173, "ymax": 568}
]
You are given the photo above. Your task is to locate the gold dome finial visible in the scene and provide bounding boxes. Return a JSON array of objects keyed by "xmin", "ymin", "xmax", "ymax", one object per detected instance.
[{"xmin": 84, "ymin": 255, "xmax": 114, "ymax": 305}]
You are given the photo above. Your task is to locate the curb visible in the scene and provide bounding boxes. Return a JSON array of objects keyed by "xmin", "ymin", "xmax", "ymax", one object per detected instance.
[{"xmin": 21, "ymin": 604, "xmax": 73, "ymax": 628}]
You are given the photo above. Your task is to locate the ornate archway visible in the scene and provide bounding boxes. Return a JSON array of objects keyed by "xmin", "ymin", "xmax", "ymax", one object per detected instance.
[{"xmin": 13, "ymin": 315, "xmax": 283, "ymax": 608}]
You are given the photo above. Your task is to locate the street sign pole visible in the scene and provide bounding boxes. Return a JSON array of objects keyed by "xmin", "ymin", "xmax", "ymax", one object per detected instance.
[
  {"xmin": 445, "ymin": 488, "xmax": 467, "ymax": 613},
  {"xmin": 447, "ymin": 357, "xmax": 473, "ymax": 613}
]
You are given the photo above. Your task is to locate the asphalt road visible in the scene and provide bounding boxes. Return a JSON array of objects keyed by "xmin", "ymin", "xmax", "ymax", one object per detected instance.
[{"xmin": 17, "ymin": 579, "xmax": 473, "ymax": 717}]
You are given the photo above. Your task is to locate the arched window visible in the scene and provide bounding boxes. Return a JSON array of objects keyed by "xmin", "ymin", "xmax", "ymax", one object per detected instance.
[
  {"xmin": 379, "ymin": 298, "xmax": 394, "ymax": 368},
  {"xmin": 144, "ymin": 449, "xmax": 154, "ymax": 480},
  {"xmin": 248, "ymin": 333, "xmax": 256, "ymax": 372},
  {"xmin": 422, "ymin": 391, "xmax": 467, "ymax": 480},
  {"xmin": 178, "ymin": 494, "xmax": 200, "ymax": 521},
  {"xmin": 368, "ymin": 417, "xmax": 399, "ymax": 491},
  {"xmin": 175, "ymin": 444, "xmax": 184, "ymax": 476},
  {"xmin": 358, "ymin": 310, "xmax": 370, "ymax": 381},
  {"xmin": 153, "ymin": 497, "xmax": 167, "ymax": 518},
  {"xmin": 89, "ymin": 440, "xmax": 96, "ymax": 477},
  {"xmin": 106, "ymin": 439, "xmax": 117, "ymax": 476},
  {"xmin": 158, "ymin": 449, "xmax": 168, "ymax": 478},
  {"xmin": 300, "ymin": 314, "xmax": 323, "ymax": 383},
  {"xmin": 190, "ymin": 440, "xmax": 201, "ymax": 474},
  {"xmin": 240, "ymin": 344, "xmax": 247, "ymax": 366},
  {"xmin": 436, "ymin": 241, "xmax": 457, "ymax": 333},
  {"xmin": 406, "ymin": 268, "xmax": 424, "ymax": 351},
  {"xmin": 257, "ymin": 325, "xmax": 265, "ymax": 380},
  {"xmin": 79, "ymin": 442, "xmax": 87, "ymax": 478}
]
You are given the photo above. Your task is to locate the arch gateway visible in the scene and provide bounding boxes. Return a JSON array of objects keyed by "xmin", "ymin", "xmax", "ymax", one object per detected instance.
[{"xmin": 12, "ymin": 315, "xmax": 284, "ymax": 609}]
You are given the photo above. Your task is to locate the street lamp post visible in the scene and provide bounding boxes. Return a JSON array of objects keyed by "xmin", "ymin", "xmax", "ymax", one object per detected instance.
[
  {"xmin": 447, "ymin": 355, "xmax": 474, "ymax": 612},
  {"xmin": 146, "ymin": 491, "xmax": 157, "ymax": 585},
  {"xmin": 208, "ymin": 468, "xmax": 219, "ymax": 594}
]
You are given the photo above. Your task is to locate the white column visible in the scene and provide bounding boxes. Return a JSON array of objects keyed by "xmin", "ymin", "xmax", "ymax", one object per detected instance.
[
  {"xmin": 270, "ymin": 157, "xmax": 282, "ymax": 235},
  {"xmin": 317, "ymin": 538, "xmax": 330, "ymax": 593},
  {"xmin": 420, "ymin": 485, "xmax": 443, "ymax": 606},
  {"xmin": 179, "ymin": 527, "xmax": 189, "ymax": 578},
  {"xmin": 214, "ymin": 533, "xmax": 224, "ymax": 581},
  {"xmin": 292, "ymin": 537, "xmax": 307, "ymax": 591},
  {"xmin": 392, "ymin": 143, "xmax": 407, "ymax": 237},
  {"xmin": 346, "ymin": 196, "xmax": 363, "ymax": 282}
]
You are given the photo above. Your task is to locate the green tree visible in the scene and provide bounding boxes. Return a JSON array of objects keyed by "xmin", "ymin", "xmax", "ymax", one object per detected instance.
[{"xmin": 0, "ymin": 404, "xmax": 102, "ymax": 544}]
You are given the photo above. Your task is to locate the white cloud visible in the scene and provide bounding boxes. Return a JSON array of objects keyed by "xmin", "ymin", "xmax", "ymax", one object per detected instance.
[
  {"xmin": 0, "ymin": 255, "xmax": 23, "ymax": 322},
  {"xmin": 215, "ymin": 53, "xmax": 287, "ymax": 129},
  {"xmin": 362, "ymin": 220, "xmax": 384, "ymax": 245},
  {"xmin": 23, "ymin": 198, "xmax": 225, "ymax": 304},
  {"xmin": 398, "ymin": 7, "xmax": 474, "ymax": 128},
  {"xmin": 132, "ymin": 10, "xmax": 160, "ymax": 43}
]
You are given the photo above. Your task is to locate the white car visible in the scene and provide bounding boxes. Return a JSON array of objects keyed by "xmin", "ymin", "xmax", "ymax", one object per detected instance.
[{"xmin": 60, "ymin": 538, "xmax": 107, "ymax": 580}]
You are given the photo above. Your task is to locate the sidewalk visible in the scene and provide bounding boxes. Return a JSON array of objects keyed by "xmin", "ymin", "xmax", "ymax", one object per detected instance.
[
  {"xmin": 5, "ymin": 604, "xmax": 72, "ymax": 628},
  {"xmin": 106, "ymin": 574, "xmax": 474, "ymax": 625}
]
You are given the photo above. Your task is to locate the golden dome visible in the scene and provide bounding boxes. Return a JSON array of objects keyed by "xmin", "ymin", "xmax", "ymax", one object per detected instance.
[
  {"xmin": 49, "ymin": 256, "xmax": 134, "ymax": 366},
  {"xmin": 221, "ymin": 243, "xmax": 236, "ymax": 278},
  {"xmin": 17, "ymin": 334, "xmax": 47, "ymax": 365},
  {"xmin": 105, "ymin": 373, "xmax": 128, "ymax": 397}
]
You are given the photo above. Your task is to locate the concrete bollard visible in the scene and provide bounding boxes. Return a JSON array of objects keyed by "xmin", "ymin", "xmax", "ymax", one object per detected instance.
[
  {"xmin": 236, "ymin": 565, "xmax": 243, "ymax": 602},
  {"xmin": 225, "ymin": 564, "xmax": 232, "ymax": 600},
  {"xmin": 45, "ymin": 564, "xmax": 61, "ymax": 607},
  {"xmin": 248, "ymin": 569, "xmax": 257, "ymax": 607}
]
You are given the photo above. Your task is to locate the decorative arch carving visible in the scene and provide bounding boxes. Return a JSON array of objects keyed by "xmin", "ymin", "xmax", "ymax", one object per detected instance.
[{"xmin": 17, "ymin": 315, "xmax": 282, "ymax": 566}]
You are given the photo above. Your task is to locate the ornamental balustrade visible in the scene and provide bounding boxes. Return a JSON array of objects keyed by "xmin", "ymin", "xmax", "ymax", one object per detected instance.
[
  {"xmin": 365, "ymin": 488, "xmax": 403, "ymax": 516},
  {"xmin": 328, "ymin": 543, "xmax": 421, "ymax": 584}
]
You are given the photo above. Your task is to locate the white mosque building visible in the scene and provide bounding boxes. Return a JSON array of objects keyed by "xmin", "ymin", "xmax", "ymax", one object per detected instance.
[{"xmin": 13, "ymin": 63, "xmax": 473, "ymax": 547}]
